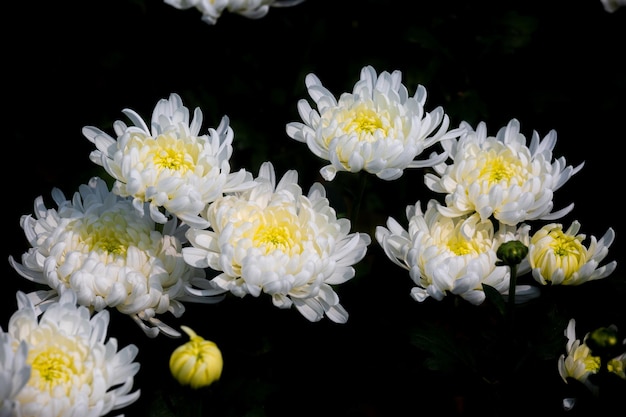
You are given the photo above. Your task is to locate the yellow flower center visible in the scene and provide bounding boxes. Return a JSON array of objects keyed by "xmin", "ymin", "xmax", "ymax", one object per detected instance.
[
  {"xmin": 447, "ymin": 236, "xmax": 479, "ymax": 256},
  {"xmin": 478, "ymin": 151, "xmax": 522, "ymax": 185},
  {"xmin": 29, "ymin": 346, "xmax": 77, "ymax": 392},
  {"xmin": 549, "ymin": 229, "xmax": 584, "ymax": 258},
  {"xmin": 77, "ymin": 213, "xmax": 138, "ymax": 256},
  {"xmin": 255, "ymin": 225, "xmax": 290, "ymax": 247},
  {"xmin": 583, "ymin": 354, "xmax": 601, "ymax": 373},
  {"xmin": 232, "ymin": 206, "xmax": 304, "ymax": 256},
  {"xmin": 153, "ymin": 147, "xmax": 193, "ymax": 172},
  {"xmin": 347, "ymin": 109, "xmax": 384, "ymax": 136},
  {"xmin": 546, "ymin": 229, "xmax": 586, "ymax": 279}
]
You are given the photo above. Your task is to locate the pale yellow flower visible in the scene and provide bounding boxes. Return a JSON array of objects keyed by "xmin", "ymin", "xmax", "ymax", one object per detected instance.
[
  {"xmin": 183, "ymin": 161, "xmax": 371, "ymax": 323},
  {"xmin": 164, "ymin": 0, "xmax": 306, "ymax": 25},
  {"xmin": 528, "ymin": 221, "xmax": 616, "ymax": 286},
  {"xmin": 3, "ymin": 290, "xmax": 140, "ymax": 417},
  {"xmin": 375, "ymin": 199, "xmax": 530, "ymax": 305},
  {"xmin": 9, "ymin": 177, "xmax": 223, "ymax": 338},
  {"xmin": 170, "ymin": 326, "xmax": 222, "ymax": 389}
]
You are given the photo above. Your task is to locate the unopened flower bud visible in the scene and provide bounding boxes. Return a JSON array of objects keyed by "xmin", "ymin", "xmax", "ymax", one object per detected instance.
[
  {"xmin": 170, "ymin": 325, "xmax": 223, "ymax": 389},
  {"xmin": 585, "ymin": 325, "xmax": 620, "ymax": 358},
  {"xmin": 496, "ymin": 240, "xmax": 528, "ymax": 267}
]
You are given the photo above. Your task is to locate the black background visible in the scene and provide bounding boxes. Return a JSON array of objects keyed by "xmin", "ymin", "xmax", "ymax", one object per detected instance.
[{"xmin": 3, "ymin": 1, "xmax": 625, "ymax": 416}]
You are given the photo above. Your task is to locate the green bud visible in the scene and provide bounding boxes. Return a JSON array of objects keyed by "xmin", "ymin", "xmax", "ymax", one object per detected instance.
[
  {"xmin": 585, "ymin": 325, "xmax": 620, "ymax": 358},
  {"xmin": 496, "ymin": 240, "xmax": 528, "ymax": 267}
]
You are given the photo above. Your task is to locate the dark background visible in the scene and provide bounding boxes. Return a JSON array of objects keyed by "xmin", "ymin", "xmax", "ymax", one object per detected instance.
[{"xmin": 3, "ymin": 1, "xmax": 625, "ymax": 416}]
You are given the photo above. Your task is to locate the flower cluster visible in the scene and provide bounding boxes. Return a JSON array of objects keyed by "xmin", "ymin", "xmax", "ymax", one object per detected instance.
[
  {"xmin": 375, "ymin": 117, "xmax": 616, "ymax": 306},
  {"xmin": 5, "ymin": 64, "xmax": 624, "ymax": 417},
  {"xmin": 3, "ymin": 1, "xmax": 625, "ymax": 416}
]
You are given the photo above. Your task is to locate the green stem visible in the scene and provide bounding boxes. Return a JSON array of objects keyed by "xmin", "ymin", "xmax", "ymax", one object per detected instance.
[{"xmin": 507, "ymin": 264, "xmax": 518, "ymax": 330}]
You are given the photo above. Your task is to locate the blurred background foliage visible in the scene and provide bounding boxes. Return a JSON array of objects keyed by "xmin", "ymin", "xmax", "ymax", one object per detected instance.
[{"xmin": 3, "ymin": 1, "xmax": 626, "ymax": 416}]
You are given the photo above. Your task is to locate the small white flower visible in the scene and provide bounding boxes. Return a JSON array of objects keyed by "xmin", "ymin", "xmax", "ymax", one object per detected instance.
[
  {"xmin": 286, "ymin": 65, "xmax": 462, "ymax": 181},
  {"xmin": 528, "ymin": 221, "xmax": 617, "ymax": 286},
  {"xmin": 558, "ymin": 319, "xmax": 601, "ymax": 395},
  {"xmin": 0, "ymin": 333, "xmax": 30, "ymax": 417},
  {"xmin": 601, "ymin": 0, "xmax": 626, "ymax": 13},
  {"xmin": 164, "ymin": 0, "xmax": 306, "ymax": 25},
  {"xmin": 375, "ymin": 199, "xmax": 530, "ymax": 305},
  {"xmin": 424, "ymin": 118, "xmax": 584, "ymax": 226},
  {"xmin": 3, "ymin": 290, "xmax": 140, "ymax": 417},
  {"xmin": 9, "ymin": 177, "xmax": 224, "ymax": 338},
  {"xmin": 82, "ymin": 92, "xmax": 254, "ymax": 229},
  {"xmin": 183, "ymin": 161, "xmax": 371, "ymax": 323}
]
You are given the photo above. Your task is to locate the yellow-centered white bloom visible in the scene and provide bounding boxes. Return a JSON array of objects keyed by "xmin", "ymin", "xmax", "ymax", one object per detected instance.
[
  {"xmin": 375, "ymin": 199, "xmax": 530, "ymax": 305},
  {"xmin": 164, "ymin": 0, "xmax": 306, "ymax": 25},
  {"xmin": 559, "ymin": 319, "xmax": 602, "ymax": 395},
  {"xmin": 169, "ymin": 325, "xmax": 222, "ymax": 389},
  {"xmin": 528, "ymin": 221, "xmax": 616, "ymax": 286},
  {"xmin": 0, "ymin": 332, "xmax": 30, "ymax": 417},
  {"xmin": 424, "ymin": 118, "xmax": 584, "ymax": 226},
  {"xmin": 2, "ymin": 290, "xmax": 140, "ymax": 417},
  {"xmin": 183, "ymin": 161, "xmax": 371, "ymax": 323},
  {"xmin": 82, "ymin": 93, "xmax": 254, "ymax": 229},
  {"xmin": 9, "ymin": 177, "xmax": 224, "ymax": 338},
  {"xmin": 286, "ymin": 65, "xmax": 462, "ymax": 181}
]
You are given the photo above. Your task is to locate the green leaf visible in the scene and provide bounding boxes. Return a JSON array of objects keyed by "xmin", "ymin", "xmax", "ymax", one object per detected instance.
[{"xmin": 482, "ymin": 284, "xmax": 506, "ymax": 316}]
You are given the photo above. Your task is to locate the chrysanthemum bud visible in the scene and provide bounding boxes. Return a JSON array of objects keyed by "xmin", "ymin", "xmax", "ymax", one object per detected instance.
[
  {"xmin": 169, "ymin": 325, "xmax": 223, "ymax": 389},
  {"xmin": 496, "ymin": 240, "xmax": 528, "ymax": 267},
  {"xmin": 585, "ymin": 325, "xmax": 620, "ymax": 358}
]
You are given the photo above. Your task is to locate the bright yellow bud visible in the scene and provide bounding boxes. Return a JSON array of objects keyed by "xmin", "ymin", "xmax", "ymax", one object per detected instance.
[{"xmin": 169, "ymin": 325, "xmax": 223, "ymax": 389}]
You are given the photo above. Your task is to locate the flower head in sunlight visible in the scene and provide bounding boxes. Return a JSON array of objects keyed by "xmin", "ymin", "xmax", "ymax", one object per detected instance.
[
  {"xmin": 0, "ymin": 333, "xmax": 30, "ymax": 417},
  {"xmin": 9, "ymin": 177, "xmax": 225, "ymax": 338},
  {"xmin": 82, "ymin": 92, "xmax": 254, "ymax": 229},
  {"xmin": 528, "ymin": 221, "xmax": 616, "ymax": 286},
  {"xmin": 286, "ymin": 65, "xmax": 461, "ymax": 181},
  {"xmin": 424, "ymin": 118, "xmax": 584, "ymax": 226},
  {"xmin": 375, "ymin": 199, "xmax": 530, "ymax": 305},
  {"xmin": 183, "ymin": 161, "xmax": 371, "ymax": 323},
  {"xmin": 170, "ymin": 326, "xmax": 222, "ymax": 389},
  {"xmin": 164, "ymin": 0, "xmax": 306, "ymax": 25},
  {"xmin": 2, "ymin": 290, "xmax": 140, "ymax": 417}
]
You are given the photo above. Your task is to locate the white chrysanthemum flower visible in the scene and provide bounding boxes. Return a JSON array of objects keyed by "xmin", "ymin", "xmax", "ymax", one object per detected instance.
[
  {"xmin": 182, "ymin": 161, "xmax": 371, "ymax": 323},
  {"xmin": 0, "ymin": 332, "xmax": 30, "ymax": 417},
  {"xmin": 424, "ymin": 118, "xmax": 584, "ymax": 226},
  {"xmin": 601, "ymin": 0, "xmax": 626, "ymax": 13},
  {"xmin": 82, "ymin": 92, "xmax": 254, "ymax": 229},
  {"xmin": 9, "ymin": 177, "xmax": 224, "ymax": 338},
  {"xmin": 286, "ymin": 65, "xmax": 462, "ymax": 181},
  {"xmin": 3, "ymin": 290, "xmax": 140, "ymax": 417},
  {"xmin": 558, "ymin": 319, "xmax": 602, "ymax": 394},
  {"xmin": 375, "ymin": 199, "xmax": 530, "ymax": 305},
  {"xmin": 528, "ymin": 221, "xmax": 617, "ymax": 286},
  {"xmin": 164, "ymin": 0, "xmax": 306, "ymax": 25}
]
